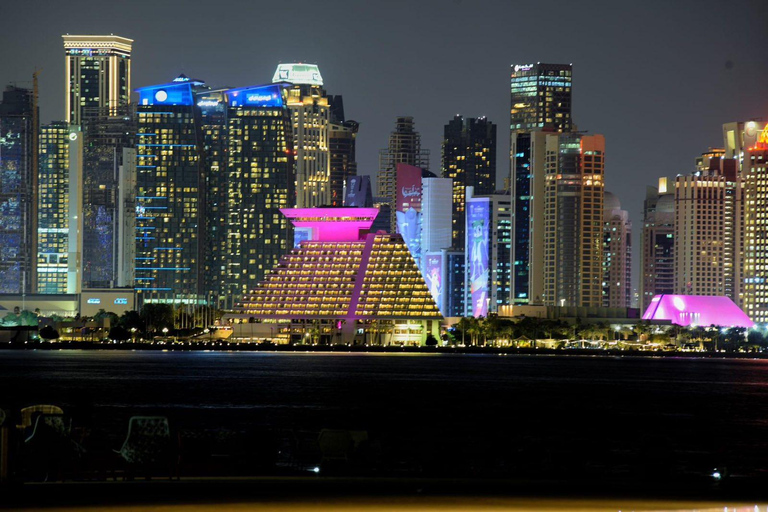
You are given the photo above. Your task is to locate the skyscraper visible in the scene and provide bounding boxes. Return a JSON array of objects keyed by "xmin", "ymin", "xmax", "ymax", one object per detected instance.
[
  {"xmin": 378, "ymin": 117, "xmax": 430, "ymax": 231},
  {"xmin": 63, "ymin": 34, "xmax": 132, "ymax": 125},
  {"xmin": 536, "ymin": 133, "xmax": 605, "ymax": 308},
  {"xmin": 328, "ymin": 98, "xmax": 358, "ymax": 207},
  {"xmin": 640, "ymin": 178, "xmax": 675, "ymax": 312},
  {"xmin": 603, "ymin": 192, "xmax": 632, "ymax": 308},
  {"xmin": 225, "ymin": 84, "xmax": 294, "ymax": 303},
  {"xmin": 674, "ymin": 158, "xmax": 742, "ymax": 302},
  {"xmin": 273, "ymin": 64, "xmax": 330, "ymax": 208},
  {"xmin": 37, "ymin": 122, "xmax": 84, "ymax": 294},
  {"xmin": 80, "ymin": 105, "xmax": 136, "ymax": 288},
  {"xmin": 510, "ymin": 62, "xmax": 572, "ymax": 306},
  {"xmin": 732, "ymin": 121, "xmax": 767, "ymax": 320},
  {"xmin": 134, "ymin": 78, "xmax": 207, "ymax": 306},
  {"xmin": 442, "ymin": 115, "xmax": 496, "ymax": 248},
  {"xmin": 0, "ymin": 85, "xmax": 37, "ymax": 294},
  {"xmin": 509, "ymin": 63, "xmax": 572, "ymax": 133},
  {"xmin": 464, "ymin": 187, "xmax": 512, "ymax": 317}
]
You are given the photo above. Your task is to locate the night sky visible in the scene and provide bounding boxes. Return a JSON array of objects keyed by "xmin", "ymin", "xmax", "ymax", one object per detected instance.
[{"xmin": 2, "ymin": 0, "xmax": 767, "ymax": 287}]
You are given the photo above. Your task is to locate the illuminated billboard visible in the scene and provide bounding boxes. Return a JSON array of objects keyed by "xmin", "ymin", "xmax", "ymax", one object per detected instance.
[
  {"xmin": 424, "ymin": 253, "xmax": 444, "ymax": 315},
  {"xmin": 395, "ymin": 164, "xmax": 423, "ymax": 267},
  {"xmin": 272, "ymin": 63, "xmax": 324, "ymax": 86},
  {"xmin": 226, "ymin": 85, "xmax": 284, "ymax": 108},
  {"xmin": 136, "ymin": 82, "xmax": 195, "ymax": 106},
  {"xmin": 466, "ymin": 199, "xmax": 490, "ymax": 318},
  {"xmin": 642, "ymin": 294, "xmax": 754, "ymax": 328}
]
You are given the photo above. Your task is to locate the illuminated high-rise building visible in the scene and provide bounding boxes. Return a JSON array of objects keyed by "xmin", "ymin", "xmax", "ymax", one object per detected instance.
[
  {"xmin": 510, "ymin": 63, "xmax": 572, "ymax": 306},
  {"xmin": 378, "ymin": 117, "xmax": 430, "ymax": 231},
  {"xmin": 0, "ymin": 85, "xmax": 38, "ymax": 294},
  {"xmin": 442, "ymin": 115, "xmax": 496, "ymax": 248},
  {"xmin": 674, "ymin": 158, "xmax": 742, "ymax": 303},
  {"xmin": 37, "ymin": 122, "xmax": 84, "ymax": 294},
  {"xmin": 509, "ymin": 63, "xmax": 572, "ymax": 133},
  {"xmin": 640, "ymin": 178, "xmax": 675, "ymax": 312},
  {"xmin": 464, "ymin": 187, "xmax": 512, "ymax": 317},
  {"xmin": 537, "ymin": 133, "xmax": 605, "ymax": 307},
  {"xmin": 80, "ymin": 105, "xmax": 136, "ymax": 288},
  {"xmin": 225, "ymin": 84, "xmax": 294, "ymax": 303},
  {"xmin": 134, "ymin": 78, "xmax": 207, "ymax": 306},
  {"xmin": 603, "ymin": 192, "xmax": 632, "ymax": 308},
  {"xmin": 273, "ymin": 64, "xmax": 330, "ymax": 208},
  {"xmin": 63, "ymin": 34, "xmax": 133, "ymax": 125},
  {"xmin": 733, "ymin": 121, "xmax": 768, "ymax": 321}
]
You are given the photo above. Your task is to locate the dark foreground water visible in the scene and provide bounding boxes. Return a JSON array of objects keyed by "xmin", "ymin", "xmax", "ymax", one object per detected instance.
[{"xmin": 3, "ymin": 350, "xmax": 768, "ymax": 484}]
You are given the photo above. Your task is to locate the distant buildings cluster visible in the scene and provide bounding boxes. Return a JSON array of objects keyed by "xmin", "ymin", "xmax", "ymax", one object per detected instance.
[
  {"xmin": 641, "ymin": 121, "xmax": 768, "ymax": 324},
  {"xmin": 0, "ymin": 35, "xmax": 645, "ymax": 332}
]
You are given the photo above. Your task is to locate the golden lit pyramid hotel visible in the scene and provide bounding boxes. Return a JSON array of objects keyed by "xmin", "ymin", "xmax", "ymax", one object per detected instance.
[{"xmin": 228, "ymin": 208, "xmax": 442, "ymax": 345}]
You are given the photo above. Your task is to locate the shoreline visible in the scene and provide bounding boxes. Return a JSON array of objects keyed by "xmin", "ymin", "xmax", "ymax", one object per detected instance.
[{"xmin": 2, "ymin": 341, "xmax": 767, "ymax": 359}]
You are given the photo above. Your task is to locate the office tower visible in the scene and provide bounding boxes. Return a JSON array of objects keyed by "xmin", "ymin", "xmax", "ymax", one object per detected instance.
[
  {"xmin": 534, "ymin": 133, "xmax": 605, "ymax": 308},
  {"xmin": 378, "ymin": 117, "xmax": 430, "ymax": 231},
  {"xmin": 328, "ymin": 95, "xmax": 358, "ymax": 207},
  {"xmin": 134, "ymin": 78, "xmax": 207, "ymax": 306},
  {"xmin": 465, "ymin": 187, "xmax": 512, "ymax": 317},
  {"xmin": 510, "ymin": 63, "xmax": 572, "ymax": 306},
  {"xmin": 225, "ymin": 84, "xmax": 294, "ymax": 303},
  {"xmin": 442, "ymin": 115, "xmax": 496, "ymax": 248},
  {"xmin": 235, "ymin": 208, "xmax": 442, "ymax": 345},
  {"xmin": 509, "ymin": 63, "xmax": 572, "ymax": 133},
  {"xmin": 37, "ymin": 122, "xmax": 84, "ymax": 294},
  {"xmin": 640, "ymin": 178, "xmax": 675, "ymax": 312},
  {"xmin": 737, "ymin": 121, "xmax": 768, "ymax": 321},
  {"xmin": 674, "ymin": 158, "xmax": 742, "ymax": 302},
  {"xmin": 273, "ymin": 64, "xmax": 330, "ymax": 208},
  {"xmin": 344, "ymin": 175, "xmax": 373, "ymax": 207},
  {"xmin": 0, "ymin": 85, "xmax": 37, "ymax": 294},
  {"xmin": 63, "ymin": 34, "xmax": 133, "ymax": 125},
  {"xmin": 603, "ymin": 192, "xmax": 632, "ymax": 308},
  {"xmin": 195, "ymin": 88, "xmax": 230, "ymax": 304},
  {"xmin": 80, "ymin": 105, "xmax": 136, "ymax": 288}
]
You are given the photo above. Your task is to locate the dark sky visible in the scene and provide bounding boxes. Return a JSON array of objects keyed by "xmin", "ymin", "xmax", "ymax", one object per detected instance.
[{"xmin": 2, "ymin": 0, "xmax": 767, "ymax": 289}]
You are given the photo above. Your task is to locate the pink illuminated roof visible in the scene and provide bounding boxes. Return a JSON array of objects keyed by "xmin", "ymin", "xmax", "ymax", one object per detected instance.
[
  {"xmin": 642, "ymin": 294, "xmax": 754, "ymax": 328},
  {"xmin": 281, "ymin": 207, "xmax": 380, "ymax": 242}
]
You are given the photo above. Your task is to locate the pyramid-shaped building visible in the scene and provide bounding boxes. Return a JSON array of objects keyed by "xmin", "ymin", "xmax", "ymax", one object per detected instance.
[{"xmin": 231, "ymin": 208, "xmax": 442, "ymax": 345}]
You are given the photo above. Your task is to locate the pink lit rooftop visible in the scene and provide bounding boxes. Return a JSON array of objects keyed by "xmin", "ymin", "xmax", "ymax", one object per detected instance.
[
  {"xmin": 280, "ymin": 207, "xmax": 380, "ymax": 242},
  {"xmin": 642, "ymin": 294, "xmax": 754, "ymax": 328}
]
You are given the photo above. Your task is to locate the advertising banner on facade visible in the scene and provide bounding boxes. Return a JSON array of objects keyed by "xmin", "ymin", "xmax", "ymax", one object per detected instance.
[
  {"xmin": 466, "ymin": 199, "xmax": 489, "ymax": 318},
  {"xmin": 396, "ymin": 163, "xmax": 422, "ymax": 266},
  {"xmin": 424, "ymin": 252, "xmax": 444, "ymax": 315}
]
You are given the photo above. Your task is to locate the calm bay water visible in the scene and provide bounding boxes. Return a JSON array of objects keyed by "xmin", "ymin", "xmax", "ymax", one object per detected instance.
[{"xmin": 3, "ymin": 350, "xmax": 768, "ymax": 480}]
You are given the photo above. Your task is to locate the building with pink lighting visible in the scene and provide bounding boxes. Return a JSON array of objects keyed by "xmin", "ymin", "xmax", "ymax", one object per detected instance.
[
  {"xmin": 641, "ymin": 294, "xmax": 754, "ymax": 328},
  {"xmin": 227, "ymin": 207, "xmax": 442, "ymax": 345}
]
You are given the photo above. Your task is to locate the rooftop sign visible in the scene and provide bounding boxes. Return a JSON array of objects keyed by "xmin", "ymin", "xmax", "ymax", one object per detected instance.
[{"xmin": 272, "ymin": 63, "xmax": 323, "ymax": 86}]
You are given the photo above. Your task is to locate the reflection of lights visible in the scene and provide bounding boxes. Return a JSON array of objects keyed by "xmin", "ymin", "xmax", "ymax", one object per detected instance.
[{"xmin": 673, "ymin": 296, "xmax": 686, "ymax": 311}]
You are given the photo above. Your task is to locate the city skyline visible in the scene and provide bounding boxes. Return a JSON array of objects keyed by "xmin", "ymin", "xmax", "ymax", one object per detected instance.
[{"xmin": 3, "ymin": 1, "xmax": 766, "ymax": 289}]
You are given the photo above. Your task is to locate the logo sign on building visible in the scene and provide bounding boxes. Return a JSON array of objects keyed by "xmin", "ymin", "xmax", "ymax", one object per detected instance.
[
  {"xmin": 272, "ymin": 63, "xmax": 324, "ymax": 86},
  {"xmin": 227, "ymin": 85, "xmax": 283, "ymax": 108},
  {"xmin": 467, "ymin": 199, "xmax": 490, "ymax": 318},
  {"xmin": 87, "ymin": 298, "xmax": 101, "ymax": 305},
  {"xmin": 395, "ymin": 164, "xmax": 423, "ymax": 267},
  {"xmin": 114, "ymin": 298, "xmax": 128, "ymax": 305},
  {"xmin": 424, "ymin": 254, "xmax": 444, "ymax": 315},
  {"xmin": 514, "ymin": 64, "xmax": 534, "ymax": 73}
]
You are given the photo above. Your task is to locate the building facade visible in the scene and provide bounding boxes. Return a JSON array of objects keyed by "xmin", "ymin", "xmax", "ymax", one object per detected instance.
[
  {"xmin": 134, "ymin": 79, "xmax": 207, "ymax": 306},
  {"xmin": 273, "ymin": 64, "xmax": 330, "ymax": 208},
  {"xmin": 510, "ymin": 63, "xmax": 572, "ymax": 133},
  {"xmin": 63, "ymin": 34, "xmax": 132, "ymax": 125},
  {"xmin": 603, "ymin": 191, "xmax": 632, "ymax": 308},
  {"xmin": 378, "ymin": 116, "xmax": 430, "ymax": 231},
  {"xmin": 442, "ymin": 115, "xmax": 496, "ymax": 248},
  {"xmin": 225, "ymin": 84, "xmax": 294, "ymax": 304},
  {"xmin": 0, "ymin": 85, "xmax": 37, "ymax": 294},
  {"xmin": 640, "ymin": 178, "xmax": 675, "ymax": 312}
]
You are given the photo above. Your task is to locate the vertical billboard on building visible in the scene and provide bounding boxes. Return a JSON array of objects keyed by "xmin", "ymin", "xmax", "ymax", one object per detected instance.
[
  {"xmin": 424, "ymin": 252, "xmax": 444, "ymax": 315},
  {"xmin": 466, "ymin": 198, "xmax": 490, "ymax": 318},
  {"xmin": 396, "ymin": 164, "xmax": 423, "ymax": 267}
]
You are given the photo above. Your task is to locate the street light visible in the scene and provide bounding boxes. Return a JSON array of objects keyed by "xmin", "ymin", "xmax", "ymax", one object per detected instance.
[
  {"xmin": 131, "ymin": 327, "xmax": 137, "ymax": 344},
  {"xmin": 162, "ymin": 327, "xmax": 168, "ymax": 344}
]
